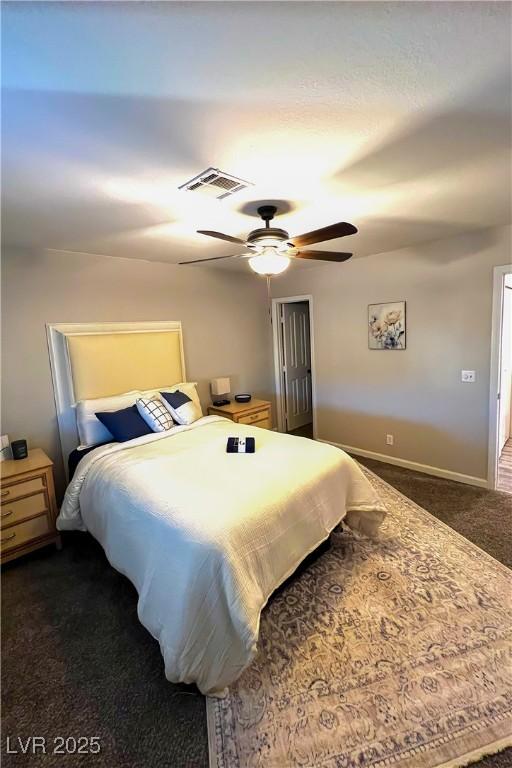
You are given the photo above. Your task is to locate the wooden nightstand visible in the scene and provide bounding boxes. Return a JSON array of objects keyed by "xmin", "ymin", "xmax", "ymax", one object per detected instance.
[
  {"xmin": 1, "ymin": 448, "xmax": 61, "ymax": 564},
  {"xmin": 208, "ymin": 398, "xmax": 272, "ymax": 429}
]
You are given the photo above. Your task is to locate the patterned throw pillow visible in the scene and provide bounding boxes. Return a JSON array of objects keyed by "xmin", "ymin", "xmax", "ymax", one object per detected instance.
[
  {"xmin": 160, "ymin": 390, "xmax": 202, "ymax": 426},
  {"xmin": 136, "ymin": 397, "xmax": 175, "ymax": 433},
  {"xmin": 141, "ymin": 383, "xmax": 203, "ymax": 417}
]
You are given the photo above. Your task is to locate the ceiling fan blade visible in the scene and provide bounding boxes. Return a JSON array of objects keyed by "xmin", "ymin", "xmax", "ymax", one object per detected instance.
[
  {"xmin": 290, "ymin": 222, "xmax": 357, "ymax": 247},
  {"xmin": 293, "ymin": 250, "xmax": 352, "ymax": 263},
  {"xmin": 197, "ymin": 230, "xmax": 246, "ymax": 245},
  {"xmin": 179, "ymin": 254, "xmax": 240, "ymax": 265}
]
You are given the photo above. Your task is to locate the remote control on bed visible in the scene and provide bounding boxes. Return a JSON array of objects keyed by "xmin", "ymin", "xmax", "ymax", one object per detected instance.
[{"xmin": 226, "ymin": 437, "xmax": 255, "ymax": 453}]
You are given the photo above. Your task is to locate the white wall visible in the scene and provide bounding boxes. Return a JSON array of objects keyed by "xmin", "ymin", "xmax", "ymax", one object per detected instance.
[
  {"xmin": 1, "ymin": 248, "xmax": 273, "ymax": 495},
  {"xmin": 273, "ymin": 225, "xmax": 512, "ymax": 482},
  {"xmin": 2, "ymin": 226, "xmax": 510, "ymax": 494}
]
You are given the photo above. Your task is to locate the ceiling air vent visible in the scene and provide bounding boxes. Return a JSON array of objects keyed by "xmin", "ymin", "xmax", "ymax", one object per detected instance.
[{"xmin": 178, "ymin": 167, "xmax": 252, "ymax": 200}]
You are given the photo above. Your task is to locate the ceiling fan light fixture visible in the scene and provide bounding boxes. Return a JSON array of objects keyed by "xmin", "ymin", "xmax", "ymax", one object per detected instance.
[
  {"xmin": 249, "ymin": 248, "xmax": 290, "ymax": 276},
  {"xmin": 252, "ymin": 235, "xmax": 289, "ymax": 251},
  {"xmin": 183, "ymin": 206, "xmax": 357, "ymax": 270}
]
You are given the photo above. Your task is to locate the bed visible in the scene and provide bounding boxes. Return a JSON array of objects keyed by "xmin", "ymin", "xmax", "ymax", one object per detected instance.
[{"xmin": 48, "ymin": 322, "xmax": 386, "ymax": 696}]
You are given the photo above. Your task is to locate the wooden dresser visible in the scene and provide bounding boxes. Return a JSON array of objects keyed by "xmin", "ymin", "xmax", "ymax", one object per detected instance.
[
  {"xmin": 207, "ymin": 398, "xmax": 272, "ymax": 429},
  {"xmin": 1, "ymin": 449, "xmax": 61, "ymax": 564}
]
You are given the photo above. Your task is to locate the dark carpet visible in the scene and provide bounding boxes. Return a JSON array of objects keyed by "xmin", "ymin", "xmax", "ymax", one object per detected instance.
[
  {"xmin": 356, "ymin": 457, "xmax": 512, "ymax": 570},
  {"xmin": 2, "ymin": 460, "xmax": 511, "ymax": 767},
  {"xmin": 288, "ymin": 423, "xmax": 314, "ymax": 439}
]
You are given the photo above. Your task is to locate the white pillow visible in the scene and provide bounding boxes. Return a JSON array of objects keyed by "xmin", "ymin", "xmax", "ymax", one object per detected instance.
[
  {"xmin": 75, "ymin": 390, "xmax": 141, "ymax": 448},
  {"xmin": 136, "ymin": 397, "xmax": 174, "ymax": 433},
  {"xmin": 160, "ymin": 389, "xmax": 202, "ymax": 426},
  {"xmin": 141, "ymin": 382, "xmax": 203, "ymax": 416}
]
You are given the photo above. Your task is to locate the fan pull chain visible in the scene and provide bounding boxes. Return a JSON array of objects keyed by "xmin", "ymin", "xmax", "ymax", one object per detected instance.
[{"xmin": 266, "ymin": 275, "xmax": 272, "ymax": 324}]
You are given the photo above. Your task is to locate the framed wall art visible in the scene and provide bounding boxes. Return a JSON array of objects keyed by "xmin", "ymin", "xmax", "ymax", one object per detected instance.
[{"xmin": 368, "ymin": 301, "xmax": 406, "ymax": 350}]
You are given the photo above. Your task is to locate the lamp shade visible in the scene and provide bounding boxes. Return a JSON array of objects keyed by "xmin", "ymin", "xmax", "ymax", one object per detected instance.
[{"xmin": 211, "ymin": 377, "xmax": 231, "ymax": 396}]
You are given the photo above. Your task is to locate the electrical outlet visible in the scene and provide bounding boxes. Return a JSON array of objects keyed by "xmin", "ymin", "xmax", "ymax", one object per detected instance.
[
  {"xmin": 461, "ymin": 370, "xmax": 476, "ymax": 383},
  {"xmin": 386, "ymin": 434, "xmax": 394, "ymax": 446}
]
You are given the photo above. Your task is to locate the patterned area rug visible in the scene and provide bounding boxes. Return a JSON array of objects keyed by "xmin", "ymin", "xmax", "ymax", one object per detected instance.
[{"xmin": 207, "ymin": 468, "xmax": 512, "ymax": 768}]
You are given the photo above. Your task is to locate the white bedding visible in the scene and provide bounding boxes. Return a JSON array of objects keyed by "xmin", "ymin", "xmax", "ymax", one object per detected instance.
[{"xmin": 58, "ymin": 416, "xmax": 386, "ymax": 695}]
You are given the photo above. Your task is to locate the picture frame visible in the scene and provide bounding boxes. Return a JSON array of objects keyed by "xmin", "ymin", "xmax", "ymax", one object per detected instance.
[
  {"xmin": 0, "ymin": 435, "xmax": 12, "ymax": 462},
  {"xmin": 368, "ymin": 301, "xmax": 406, "ymax": 350}
]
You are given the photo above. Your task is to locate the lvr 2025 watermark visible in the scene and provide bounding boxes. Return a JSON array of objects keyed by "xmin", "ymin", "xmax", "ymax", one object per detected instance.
[{"xmin": 5, "ymin": 735, "xmax": 101, "ymax": 755}]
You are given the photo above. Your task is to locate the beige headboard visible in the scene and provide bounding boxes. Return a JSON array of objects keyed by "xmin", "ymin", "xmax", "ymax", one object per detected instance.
[
  {"xmin": 47, "ymin": 321, "xmax": 186, "ymax": 475},
  {"xmin": 67, "ymin": 330, "xmax": 184, "ymax": 401}
]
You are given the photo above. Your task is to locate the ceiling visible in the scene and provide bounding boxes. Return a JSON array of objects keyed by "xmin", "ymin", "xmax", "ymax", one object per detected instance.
[{"xmin": 2, "ymin": 1, "xmax": 511, "ymax": 271}]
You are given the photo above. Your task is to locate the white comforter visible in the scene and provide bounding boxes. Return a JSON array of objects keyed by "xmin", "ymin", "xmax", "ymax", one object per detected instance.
[{"xmin": 58, "ymin": 416, "xmax": 386, "ymax": 695}]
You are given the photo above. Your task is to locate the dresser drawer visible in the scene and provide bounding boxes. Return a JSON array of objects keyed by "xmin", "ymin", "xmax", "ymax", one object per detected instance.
[
  {"xmin": 238, "ymin": 409, "xmax": 270, "ymax": 425},
  {"xmin": 1, "ymin": 475, "xmax": 45, "ymax": 503},
  {"xmin": 1, "ymin": 514, "xmax": 51, "ymax": 554},
  {"xmin": 1, "ymin": 491, "xmax": 48, "ymax": 528},
  {"xmin": 251, "ymin": 417, "xmax": 271, "ymax": 430}
]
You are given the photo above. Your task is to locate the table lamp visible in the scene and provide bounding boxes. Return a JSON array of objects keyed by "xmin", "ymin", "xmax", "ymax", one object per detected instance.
[{"xmin": 211, "ymin": 377, "xmax": 231, "ymax": 406}]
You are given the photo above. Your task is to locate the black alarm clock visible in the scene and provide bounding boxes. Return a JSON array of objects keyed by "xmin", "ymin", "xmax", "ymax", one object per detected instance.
[{"xmin": 11, "ymin": 439, "xmax": 28, "ymax": 460}]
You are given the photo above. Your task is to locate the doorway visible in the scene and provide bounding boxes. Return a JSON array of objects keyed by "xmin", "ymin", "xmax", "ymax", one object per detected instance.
[
  {"xmin": 488, "ymin": 266, "xmax": 512, "ymax": 493},
  {"xmin": 272, "ymin": 295, "xmax": 316, "ymax": 439}
]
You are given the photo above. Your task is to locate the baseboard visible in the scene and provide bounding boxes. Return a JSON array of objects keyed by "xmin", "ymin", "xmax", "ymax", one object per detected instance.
[{"xmin": 317, "ymin": 439, "xmax": 488, "ymax": 489}]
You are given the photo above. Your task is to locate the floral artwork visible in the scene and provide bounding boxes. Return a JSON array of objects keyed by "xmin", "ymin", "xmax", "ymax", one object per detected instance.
[{"xmin": 368, "ymin": 301, "xmax": 406, "ymax": 349}]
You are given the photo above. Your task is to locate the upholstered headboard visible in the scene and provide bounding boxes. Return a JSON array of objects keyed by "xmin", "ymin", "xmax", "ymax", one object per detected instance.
[{"xmin": 47, "ymin": 321, "xmax": 185, "ymax": 475}]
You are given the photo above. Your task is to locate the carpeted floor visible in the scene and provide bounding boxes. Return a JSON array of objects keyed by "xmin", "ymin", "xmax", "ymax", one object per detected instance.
[
  {"xmin": 288, "ymin": 423, "xmax": 314, "ymax": 439},
  {"xmin": 209, "ymin": 465, "xmax": 512, "ymax": 768},
  {"xmin": 356, "ymin": 457, "xmax": 512, "ymax": 570},
  {"xmin": 2, "ymin": 459, "xmax": 511, "ymax": 767}
]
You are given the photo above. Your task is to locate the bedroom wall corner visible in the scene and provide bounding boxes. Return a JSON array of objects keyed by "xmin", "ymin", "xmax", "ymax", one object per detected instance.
[
  {"xmin": 271, "ymin": 224, "xmax": 512, "ymax": 483},
  {"xmin": 0, "ymin": 247, "xmax": 273, "ymax": 497}
]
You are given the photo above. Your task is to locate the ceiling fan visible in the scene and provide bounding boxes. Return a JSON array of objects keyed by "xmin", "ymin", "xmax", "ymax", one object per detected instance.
[{"xmin": 179, "ymin": 205, "xmax": 358, "ymax": 275}]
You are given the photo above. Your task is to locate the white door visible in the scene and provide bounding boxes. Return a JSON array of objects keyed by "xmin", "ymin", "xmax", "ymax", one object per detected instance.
[
  {"xmin": 282, "ymin": 302, "xmax": 312, "ymax": 431},
  {"xmin": 498, "ymin": 285, "xmax": 512, "ymax": 454}
]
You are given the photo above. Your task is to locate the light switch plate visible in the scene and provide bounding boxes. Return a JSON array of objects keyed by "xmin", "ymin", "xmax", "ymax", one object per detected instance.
[{"xmin": 461, "ymin": 370, "xmax": 476, "ymax": 383}]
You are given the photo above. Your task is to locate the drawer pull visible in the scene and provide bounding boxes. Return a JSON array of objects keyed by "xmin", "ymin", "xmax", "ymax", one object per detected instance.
[
  {"xmin": 1, "ymin": 532, "xmax": 15, "ymax": 543},
  {"xmin": 1, "ymin": 510, "xmax": 13, "ymax": 519},
  {"xmin": 1, "ymin": 490, "xmax": 10, "ymax": 499}
]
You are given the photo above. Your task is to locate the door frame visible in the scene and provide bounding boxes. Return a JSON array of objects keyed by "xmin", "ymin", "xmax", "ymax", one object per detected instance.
[
  {"xmin": 487, "ymin": 264, "xmax": 512, "ymax": 490},
  {"xmin": 271, "ymin": 294, "xmax": 317, "ymax": 437}
]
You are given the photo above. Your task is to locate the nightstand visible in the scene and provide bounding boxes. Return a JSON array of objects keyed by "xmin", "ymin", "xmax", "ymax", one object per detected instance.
[
  {"xmin": 208, "ymin": 398, "xmax": 272, "ymax": 429},
  {"xmin": 1, "ymin": 448, "xmax": 61, "ymax": 564}
]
